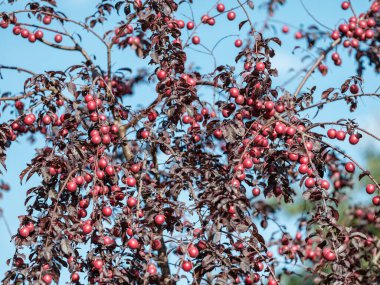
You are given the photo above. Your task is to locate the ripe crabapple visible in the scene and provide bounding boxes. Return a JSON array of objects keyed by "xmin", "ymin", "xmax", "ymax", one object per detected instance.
[
  {"xmin": 154, "ymin": 214, "xmax": 165, "ymax": 225},
  {"xmin": 127, "ymin": 238, "xmax": 139, "ymax": 249},
  {"xmin": 54, "ymin": 34, "xmax": 63, "ymax": 43},
  {"xmin": 181, "ymin": 260, "xmax": 193, "ymax": 272},
  {"xmin": 345, "ymin": 162, "xmax": 355, "ymax": 173},
  {"xmin": 217, "ymin": 3, "xmax": 225, "ymax": 12},
  {"xmin": 227, "ymin": 11, "xmax": 236, "ymax": 21}
]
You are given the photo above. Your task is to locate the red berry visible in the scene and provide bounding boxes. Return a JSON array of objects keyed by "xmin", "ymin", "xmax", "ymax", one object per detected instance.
[
  {"xmin": 130, "ymin": 164, "xmax": 140, "ymax": 173},
  {"xmin": 82, "ymin": 223, "xmax": 92, "ymax": 234},
  {"xmin": 201, "ymin": 15, "xmax": 209, "ymax": 24},
  {"xmin": 87, "ymin": 100, "xmax": 97, "ymax": 111},
  {"xmin": 102, "ymin": 206, "xmax": 112, "ymax": 217},
  {"xmin": 295, "ymin": 31, "xmax": 303, "ymax": 39},
  {"xmin": 24, "ymin": 114, "xmax": 36, "ymax": 125},
  {"xmin": 228, "ymin": 205, "xmax": 236, "ymax": 214},
  {"xmin": 322, "ymin": 248, "xmax": 336, "ymax": 261},
  {"xmin": 19, "ymin": 226, "xmax": 30, "ymax": 237},
  {"xmin": 156, "ymin": 70, "xmax": 167, "ymax": 81},
  {"xmin": 235, "ymin": 39, "xmax": 242, "ymax": 47},
  {"xmin": 126, "ymin": 176, "xmax": 136, "ymax": 187},
  {"xmin": 71, "ymin": 272, "xmax": 80, "ymax": 282},
  {"xmin": 231, "ymin": 179, "xmax": 240, "ymax": 188},
  {"xmin": 217, "ymin": 3, "xmax": 225, "ymax": 12},
  {"xmin": 21, "ymin": 29, "xmax": 29, "ymax": 38},
  {"xmin": 42, "ymin": 115, "xmax": 52, "ymax": 125},
  {"xmin": 288, "ymin": 153, "xmax": 298, "ymax": 161},
  {"xmin": 176, "ymin": 20, "xmax": 185, "ymax": 29},
  {"xmin": 127, "ymin": 196, "xmax": 137, "ymax": 207},
  {"xmin": 366, "ymin": 184, "xmax": 376, "ymax": 194},
  {"xmin": 345, "ymin": 162, "xmax": 355, "ymax": 173},
  {"xmin": 192, "ymin": 36, "xmax": 200, "ymax": 45},
  {"xmin": 331, "ymin": 52, "xmax": 340, "ymax": 62},
  {"xmin": 128, "ymin": 238, "xmax": 139, "ymax": 249},
  {"xmin": 147, "ymin": 264, "xmax": 157, "ymax": 274},
  {"xmin": 255, "ymin": 62, "xmax": 265, "ymax": 72},
  {"xmin": 75, "ymin": 176, "xmax": 85, "ymax": 185},
  {"xmin": 13, "ymin": 26, "xmax": 21, "ymax": 35},
  {"xmin": 79, "ymin": 199, "xmax": 89, "ymax": 208},
  {"xmin": 320, "ymin": 179, "xmax": 330, "ymax": 190},
  {"xmin": 54, "ymin": 34, "xmax": 63, "ymax": 43},
  {"xmin": 182, "ymin": 260, "xmax": 193, "ymax": 272},
  {"xmin": 350, "ymin": 84, "xmax": 359, "ymax": 94},
  {"xmin": 349, "ymin": 134, "xmax": 359, "ymax": 145},
  {"xmin": 28, "ymin": 33, "xmax": 36, "ymax": 43},
  {"xmin": 42, "ymin": 274, "xmax": 53, "ymax": 284},
  {"xmin": 227, "ymin": 11, "xmax": 236, "ymax": 21},
  {"xmin": 91, "ymin": 135, "xmax": 101, "ymax": 144},
  {"xmin": 367, "ymin": 18, "xmax": 376, "ymax": 27},
  {"xmin": 229, "ymin": 87, "xmax": 240, "ymax": 98},
  {"xmin": 365, "ymin": 29, "xmax": 375, "ymax": 39},
  {"xmin": 0, "ymin": 20, "xmax": 8, "ymax": 29},
  {"xmin": 67, "ymin": 181, "xmax": 77, "ymax": 192},
  {"xmin": 336, "ymin": 130, "xmax": 346, "ymax": 141},
  {"xmin": 154, "ymin": 214, "xmax": 165, "ymax": 225},
  {"xmin": 213, "ymin": 129, "xmax": 223, "ymax": 139},
  {"xmin": 243, "ymin": 158, "xmax": 253, "ymax": 169},
  {"xmin": 268, "ymin": 279, "xmax": 278, "ymax": 285},
  {"xmin": 299, "ymin": 164, "xmax": 308, "ymax": 174},
  {"xmin": 305, "ymin": 178, "xmax": 315, "ymax": 188},
  {"xmin": 207, "ymin": 18, "xmax": 215, "ymax": 26},
  {"xmin": 34, "ymin": 30, "xmax": 44, "ymax": 39},
  {"xmin": 188, "ymin": 246, "xmax": 199, "ymax": 258},
  {"xmin": 93, "ymin": 259, "xmax": 103, "ymax": 270},
  {"xmin": 102, "ymin": 134, "xmax": 111, "ymax": 145},
  {"xmin": 282, "ymin": 25, "xmax": 289, "ymax": 33},
  {"xmin": 187, "ymin": 21, "xmax": 194, "ymax": 30},
  {"xmin": 331, "ymin": 30, "xmax": 340, "ymax": 40},
  {"xmin": 341, "ymin": 1, "xmax": 350, "ymax": 10},
  {"xmin": 43, "ymin": 15, "xmax": 52, "ymax": 25},
  {"xmin": 235, "ymin": 95, "xmax": 245, "ymax": 105},
  {"xmin": 252, "ymin": 187, "xmax": 260, "ymax": 196}
]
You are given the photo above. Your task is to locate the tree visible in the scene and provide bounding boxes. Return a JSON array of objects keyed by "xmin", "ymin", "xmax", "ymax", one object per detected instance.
[{"xmin": 1, "ymin": 0, "xmax": 380, "ymax": 284}]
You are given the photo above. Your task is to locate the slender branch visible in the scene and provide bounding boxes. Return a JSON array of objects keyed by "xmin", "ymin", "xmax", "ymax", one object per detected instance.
[
  {"xmin": 293, "ymin": 38, "xmax": 341, "ymax": 98},
  {"xmin": 0, "ymin": 213, "xmax": 12, "ymax": 237},
  {"xmin": 0, "ymin": 64, "xmax": 36, "ymax": 76},
  {"xmin": 38, "ymin": 37, "xmax": 77, "ymax": 51},
  {"xmin": 300, "ymin": 0, "xmax": 333, "ymax": 31},
  {"xmin": 347, "ymin": 0, "xmax": 357, "ymax": 19},
  {"xmin": 12, "ymin": 10, "xmax": 107, "ymax": 46},
  {"xmin": 196, "ymin": 80, "xmax": 223, "ymax": 89},
  {"xmin": 306, "ymin": 121, "xmax": 380, "ymax": 143},
  {"xmin": 236, "ymin": 0, "xmax": 255, "ymax": 33},
  {"xmin": 14, "ymin": 22, "xmax": 71, "ymax": 36},
  {"xmin": 121, "ymin": 94, "xmax": 164, "ymax": 131},
  {"xmin": 299, "ymin": 93, "xmax": 380, "ymax": 112},
  {"xmin": 0, "ymin": 88, "xmax": 51, "ymax": 101},
  {"xmin": 136, "ymin": 152, "xmax": 147, "ymax": 212},
  {"xmin": 312, "ymin": 137, "xmax": 380, "ymax": 190},
  {"xmin": 280, "ymin": 63, "xmax": 312, "ymax": 88}
]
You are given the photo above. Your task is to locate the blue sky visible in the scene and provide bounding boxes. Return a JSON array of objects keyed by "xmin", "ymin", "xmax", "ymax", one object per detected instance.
[{"xmin": 1, "ymin": 0, "xmax": 379, "ymax": 282}]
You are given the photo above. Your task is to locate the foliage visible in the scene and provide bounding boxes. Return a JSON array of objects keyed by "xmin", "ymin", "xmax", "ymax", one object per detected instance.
[{"xmin": 0, "ymin": 0, "xmax": 380, "ymax": 284}]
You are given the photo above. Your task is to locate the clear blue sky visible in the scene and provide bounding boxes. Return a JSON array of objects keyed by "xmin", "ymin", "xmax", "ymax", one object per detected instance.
[{"xmin": 0, "ymin": 0, "xmax": 379, "ymax": 282}]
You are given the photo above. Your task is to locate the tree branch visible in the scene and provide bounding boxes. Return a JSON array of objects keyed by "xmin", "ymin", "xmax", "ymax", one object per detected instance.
[
  {"xmin": 0, "ymin": 64, "xmax": 36, "ymax": 76},
  {"xmin": 293, "ymin": 38, "xmax": 341, "ymax": 98}
]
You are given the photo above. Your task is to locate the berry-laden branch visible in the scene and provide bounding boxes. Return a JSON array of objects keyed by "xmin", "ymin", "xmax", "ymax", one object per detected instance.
[{"xmin": 0, "ymin": 1, "xmax": 380, "ymax": 285}]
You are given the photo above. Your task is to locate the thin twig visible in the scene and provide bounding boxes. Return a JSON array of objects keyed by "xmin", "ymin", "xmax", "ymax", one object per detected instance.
[
  {"xmin": 0, "ymin": 64, "xmax": 36, "ymax": 76},
  {"xmin": 293, "ymin": 38, "xmax": 341, "ymax": 98}
]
